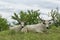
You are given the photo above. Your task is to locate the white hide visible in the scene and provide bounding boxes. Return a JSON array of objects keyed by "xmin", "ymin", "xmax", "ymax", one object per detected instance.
[
  {"xmin": 21, "ymin": 23, "xmax": 47, "ymax": 33},
  {"xmin": 9, "ymin": 25, "xmax": 22, "ymax": 32}
]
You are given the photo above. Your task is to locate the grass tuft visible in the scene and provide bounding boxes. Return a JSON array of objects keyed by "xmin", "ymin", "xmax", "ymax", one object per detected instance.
[{"xmin": 0, "ymin": 26, "xmax": 60, "ymax": 40}]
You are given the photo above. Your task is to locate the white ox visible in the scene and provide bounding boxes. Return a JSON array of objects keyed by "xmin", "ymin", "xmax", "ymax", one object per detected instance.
[
  {"xmin": 9, "ymin": 25, "xmax": 22, "ymax": 32},
  {"xmin": 21, "ymin": 22, "xmax": 48, "ymax": 33},
  {"xmin": 9, "ymin": 22, "xmax": 24, "ymax": 32}
]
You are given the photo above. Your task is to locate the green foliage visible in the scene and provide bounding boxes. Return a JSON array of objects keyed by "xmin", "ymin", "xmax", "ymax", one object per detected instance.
[
  {"xmin": 12, "ymin": 13, "xmax": 21, "ymax": 24},
  {"xmin": 50, "ymin": 7, "xmax": 60, "ymax": 27},
  {"xmin": 0, "ymin": 16, "xmax": 8, "ymax": 31},
  {"xmin": 25, "ymin": 10, "xmax": 40, "ymax": 25},
  {"xmin": 12, "ymin": 10, "xmax": 40, "ymax": 25}
]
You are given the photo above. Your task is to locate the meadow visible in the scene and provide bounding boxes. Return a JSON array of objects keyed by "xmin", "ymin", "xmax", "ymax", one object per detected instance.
[{"xmin": 0, "ymin": 26, "xmax": 60, "ymax": 40}]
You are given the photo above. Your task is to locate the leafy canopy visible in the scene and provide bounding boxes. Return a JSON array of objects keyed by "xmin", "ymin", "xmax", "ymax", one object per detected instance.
[
  {"xmin": 0, "ymin": 16, "xmax": 8, "ymax": 31},
  {"xmin": 12, "ymin": 10, "xmax": 41, "ymax": 25}
]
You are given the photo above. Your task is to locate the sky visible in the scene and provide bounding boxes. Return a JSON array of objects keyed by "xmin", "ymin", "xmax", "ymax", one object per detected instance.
[{"xmin": 0, "ymin": 0, "xmax": 60, "ymax": 24}]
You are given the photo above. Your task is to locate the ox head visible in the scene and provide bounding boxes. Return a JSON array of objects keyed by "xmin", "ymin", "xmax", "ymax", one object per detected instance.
[
  {"xmin": 43, "ymin": 20, "xmax": 51, "ymax": 29},
  {"xmin": 20, "ymin": 21, "xmax": 25, "ymax": 28}
]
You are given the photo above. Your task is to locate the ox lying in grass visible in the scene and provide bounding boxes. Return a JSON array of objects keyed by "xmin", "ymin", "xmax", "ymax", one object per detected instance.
[
  {"xmin": 21, "ymin": 23, "xmax": 47, "ymax": 33},
  {"xmin": 9, "ymin": 25, "xmax": 22, "ymax": 32},
  {"xmin": 9, "ymin": 22, "xmax": 25, "ymax": 32}
]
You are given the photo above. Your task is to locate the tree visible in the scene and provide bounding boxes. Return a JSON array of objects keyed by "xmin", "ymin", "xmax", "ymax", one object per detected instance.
[
  {"xmin": 26, "ymin": 10, "xmax": 40, "ymax": 25},
  {"xmin": 12, "ymin": 10, "xmax": 41, "ymax": 25},
  {"xmin": 50, "ymin": 7, "xmax": 60, "ymax": 27},
  {"xmin": 0, "ymin": 15, "xmax": 9, "ymax": 31}
]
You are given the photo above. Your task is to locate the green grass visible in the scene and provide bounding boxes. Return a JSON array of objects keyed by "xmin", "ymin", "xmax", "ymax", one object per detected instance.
[{"xmin": 0, "ymin": 26, "xmax": 60, "ymax": 40}]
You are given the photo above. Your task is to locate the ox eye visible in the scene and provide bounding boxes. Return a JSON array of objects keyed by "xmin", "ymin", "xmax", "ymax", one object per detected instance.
[
  {"xmin": 43, "ymin": 22, "xmax": 46, "ymax": 24},
  {"xmin": 49, "ymin": 22, "xmax": 51, "ymax": 24}
]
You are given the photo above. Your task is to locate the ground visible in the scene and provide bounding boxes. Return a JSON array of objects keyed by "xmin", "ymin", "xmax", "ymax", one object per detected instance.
[{"xmin": 0, "ymin": 26, "xmax": 60, "ymax": 40}]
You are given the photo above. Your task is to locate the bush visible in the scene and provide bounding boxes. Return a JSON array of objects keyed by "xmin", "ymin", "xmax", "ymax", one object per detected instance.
[
  {"xmin": 0, "ymin": 16, "xmax": 9, "ymax": 31},
  {"xmin": 50, "ymin": 8, "xmax": 60, "ymax": 27},
  {"xmin": 12, "ymin": 10, "xmax": 41, "ymax": 25}
]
